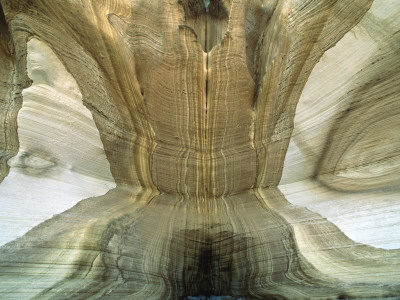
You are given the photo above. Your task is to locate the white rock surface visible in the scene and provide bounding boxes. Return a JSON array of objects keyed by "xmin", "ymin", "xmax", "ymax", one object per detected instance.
[
  {"xmin": 280, "ymin": 0, "xmax": 400, "ymax": 250},
  {"xmin": 280, "ymin": 23, "xmax": 377, "ymax": 185},
  {"xmin": 279, "ymin": 180, "xmax": 400, "ymax": 249},
  {"xmin": 0, "ymin": 38, "xmax": 115, "ymax": 246}
]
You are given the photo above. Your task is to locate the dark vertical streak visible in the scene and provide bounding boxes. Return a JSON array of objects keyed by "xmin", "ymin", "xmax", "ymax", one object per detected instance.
[{"xmin": 205, "ymin": 15, "xmax": 208, "ymax": 141}]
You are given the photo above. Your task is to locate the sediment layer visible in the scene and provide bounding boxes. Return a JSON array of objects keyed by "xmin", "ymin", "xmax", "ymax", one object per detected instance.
[{"xmin": 0, "ymin": 0, "xmax": 399, "ymax": 299}]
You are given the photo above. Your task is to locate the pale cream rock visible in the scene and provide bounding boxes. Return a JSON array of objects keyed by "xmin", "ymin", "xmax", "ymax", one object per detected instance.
[
  {"xmin": 279, "ymin": 180, "xmax": 400, "ymax": 249},
  {"xmin": 280, "ymin": 25, "xmax": 377, "ymax": 185},
  {"xmin": 280, "ymin": 0, "xmax": 400, "ymax": 250},
  {"xmin": 0, "ymin": 39, "xmax": 115, "ymax": 246}
]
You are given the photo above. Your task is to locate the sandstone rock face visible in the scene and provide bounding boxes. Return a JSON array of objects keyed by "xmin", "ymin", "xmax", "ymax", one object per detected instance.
[
  {"xmin": 0, "ymin": 0, "xmax": 399, "ymax": 299},
  {"xmin": 0, "ymin": 38, "xmax": 116, "ymax": 246}
]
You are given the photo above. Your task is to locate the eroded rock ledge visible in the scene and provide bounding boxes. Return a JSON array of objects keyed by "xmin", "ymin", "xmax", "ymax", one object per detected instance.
[{"xmin": 0, "ymin": 0, "xmax": 399, "ymax": 299}]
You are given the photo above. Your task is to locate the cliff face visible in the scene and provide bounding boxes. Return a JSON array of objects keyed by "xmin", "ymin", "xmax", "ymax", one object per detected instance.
[{"xmin": 0, "ymin": 0, "xmax": 399, "ymax": 299}]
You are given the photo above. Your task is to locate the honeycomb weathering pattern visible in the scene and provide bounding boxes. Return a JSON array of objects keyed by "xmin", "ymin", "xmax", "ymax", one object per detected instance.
[{"xmin": 0, "ymin": 0, "xmax": 400, "ymax": 299}]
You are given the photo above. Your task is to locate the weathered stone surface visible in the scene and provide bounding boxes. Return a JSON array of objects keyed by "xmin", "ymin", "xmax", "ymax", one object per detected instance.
[
  {"xmin": 0, "ymin": 0, "xmax": 399, "ymax": 299},
  {"xmin": 280, "ymin": 0, "xmax": 400, "ymax": 250},
  {"xmin": 0, "ymin": 38, "xmax": 116, "ymax": 245}
]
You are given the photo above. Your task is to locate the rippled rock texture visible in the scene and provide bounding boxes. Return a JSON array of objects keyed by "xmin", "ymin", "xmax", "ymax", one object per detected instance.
[{"xmin": 0, "ymin": 0, "xmax": 399, "ymax": 299}]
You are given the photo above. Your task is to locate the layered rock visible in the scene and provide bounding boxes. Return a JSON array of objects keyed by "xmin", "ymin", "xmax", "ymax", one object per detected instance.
[
  {"xmin": 280, "ymin": 0, "xmax": 400, "ymax": 250},
  {"xmin": 0, "ymin": 0, "xmax": 399, "ymax": 299},
  {"xmin": 0, "ymin": 38, "xmax": 115, "ymax": 245}
]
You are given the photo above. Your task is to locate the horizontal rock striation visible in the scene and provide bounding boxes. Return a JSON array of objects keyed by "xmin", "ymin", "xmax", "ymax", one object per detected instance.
[
  {"xmin": 0, "ymin": 0, "xmax": 399, "ymax": 299},
  {"xmin": 0, "ymin": 38, "xmax": 116, "ymax": 245}
]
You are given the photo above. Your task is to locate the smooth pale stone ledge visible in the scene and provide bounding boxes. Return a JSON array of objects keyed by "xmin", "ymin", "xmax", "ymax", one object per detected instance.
[
  {"xmin": 280, "ymin": 19, "xmax": 377, "ymax": 185},
  {"xmin": 280, "ymin": 0, "xmax": 400, "ymax": 186},
  {"xmin": 279, "ymin": 179, "xmax": 400, "ymax": 250},
  {"xmin": 279, "ymin": 0, "xmax": 400, "ymax": 251},
  {"xmin": 0, "ymin": 38, "xmax": 116, "ymax": 246},
  {"xmin": 369, "ymin": 0, "xmax": 400, "ymax": 25}
]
